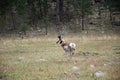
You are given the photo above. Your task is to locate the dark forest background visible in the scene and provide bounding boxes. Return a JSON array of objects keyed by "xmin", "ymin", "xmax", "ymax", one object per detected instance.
[{"xmin": 0, "ymin": 0, "xmax": 120, "ymax": 38}]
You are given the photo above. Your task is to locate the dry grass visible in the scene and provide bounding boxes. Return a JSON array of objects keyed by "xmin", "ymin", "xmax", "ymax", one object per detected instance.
[{"xmin": 0, "ymin": 35, "xmax": 120, "ymax": 80}]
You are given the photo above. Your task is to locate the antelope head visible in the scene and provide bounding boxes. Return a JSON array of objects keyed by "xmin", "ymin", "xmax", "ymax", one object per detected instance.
[{"xmin": 56, "ymin": 36, "xmax": 63, "ymax": 44}]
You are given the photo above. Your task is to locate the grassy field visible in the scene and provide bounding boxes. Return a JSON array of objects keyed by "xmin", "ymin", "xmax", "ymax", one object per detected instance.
[{"xmin": 0, "ymin": 35, "xmax": 120, "ymax": 80}]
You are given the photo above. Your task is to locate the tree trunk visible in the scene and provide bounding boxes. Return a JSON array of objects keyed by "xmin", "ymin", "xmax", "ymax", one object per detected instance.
[
  {"xmin": 59, "ymin": 0, "xmax": 63, "ymax": 21},
  {"xmin": 45, "ymin": 24, "xmax": 48, "ymax": 35},
  {"xmin": 38, "ymin": 0, "xmax": 43, "ymax": 19},
  {"xmin": 56, "ymin": 0, "xmax": 61, "ymax": 35},
  {"xmin": 43, "ymin": 0, "xmax": 48, "ymax": 17},
  {"xmin": 81, "ymin": 0, "xmax": 84, "ymax": 31},
  {"xmin": 56, "ymin": 0, "xmax": 60, "ymax": 24},
  {"xmin": 43, "ymin": 0, "xmax": 48, "ymax": 35},
  {"xmin": 109, "ymin": 11, "xmax": 112, "ymax": 22},
  {"xmin": 81, "ymin": 14, "xmax": 85, "ymax": 30},
  {"xmin": 11, "ymin": 12, "xmax": 16, "ymax": 30},
  {"xmin": 30, "ymin": 3, "xmax": 36, "ymax": 26},
  {"xmin": 97, "ymin": 3, "xmax": 102, "ymax": 18}
]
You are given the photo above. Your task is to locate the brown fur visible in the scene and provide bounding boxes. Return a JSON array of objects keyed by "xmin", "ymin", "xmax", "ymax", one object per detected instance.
[
  {"xmin": 56, "ymin": 36, "xmax": 76, "ymax": 56},
  {"xmin": 60, "ymin": 41, "xmax": 75, "ymax": 55}
]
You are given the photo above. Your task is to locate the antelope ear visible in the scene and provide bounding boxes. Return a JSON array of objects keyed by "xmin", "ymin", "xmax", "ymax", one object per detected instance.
[
  {"xmin": 60, "ymin": 41, "xmax": 63, "ymax": 44},
  {"xmin": 56, "ymin": 41, "xmax": 59, "ymax": 44}
]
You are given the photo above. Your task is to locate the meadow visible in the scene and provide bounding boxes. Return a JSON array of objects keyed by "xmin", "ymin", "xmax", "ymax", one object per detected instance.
[{"xmin": 0, "ymin": 35, "xmax": 120, "ymax": 80}]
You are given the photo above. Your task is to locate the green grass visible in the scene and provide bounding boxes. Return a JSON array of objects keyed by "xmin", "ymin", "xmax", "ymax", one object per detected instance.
[{"xmin": 0, "ymin": 36, "xmax": 120, "ymax": 80}]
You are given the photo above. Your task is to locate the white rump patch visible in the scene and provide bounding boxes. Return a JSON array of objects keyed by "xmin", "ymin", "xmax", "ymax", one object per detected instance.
[{"xmin": 69, "ymin": 43, "xmax": 76, "ymax": 49}]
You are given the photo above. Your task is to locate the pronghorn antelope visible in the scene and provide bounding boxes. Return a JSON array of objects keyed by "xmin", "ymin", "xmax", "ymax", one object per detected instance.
[{"xmin": 56, "ymin": 36, "xmax": 76, "ymax": 56}]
